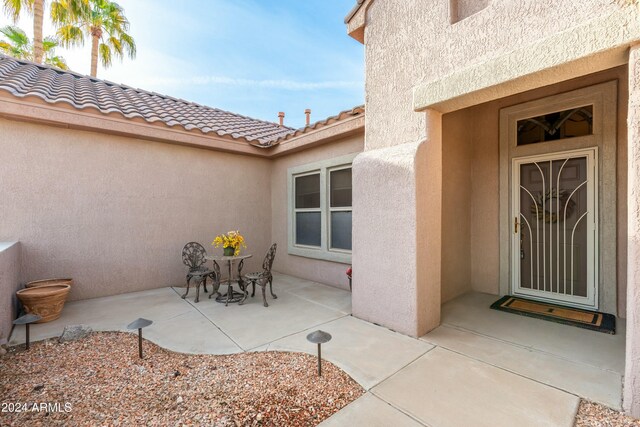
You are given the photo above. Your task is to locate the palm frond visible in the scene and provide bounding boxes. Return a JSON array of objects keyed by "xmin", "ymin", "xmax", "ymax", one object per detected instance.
[
  {"xmin": 56, "ymin": 24, "xmax": 84, "ymax": 47},
  {"xmin": 2, "ymin": 0, "xmax": 29, "ymax": 22},
  {"xmin": 0, "ymin": 40, "xmax": 11, "ymax": 53},
  {"xmin": 45, "ymin": 54, "xmax": 68, "ymax": 69},
  {"xmin": 51, "ymin": 0, "xmax": 88, "ymax": 23},
  {"xmin": 98, "ymin": 41, "xmax": 111, "ymax": 67},
  {"xmin": 0, "ymin": 24, "xmax": 31, "ymax": 59},
  {"xmin": 106, "ymin": 34, "xmax": 121, "ymax": 56},
  {"xmin": 50, "ymin": 1, "xmax": 70, "ymax": 24},
  {"xmin": 42, "ymin": 36, "xmax": 58, "ymax": 50},
  {"xmin": 119, "ymin": 31, "xmax": 134, "ymax": 58},
  {"xmin": 0, "ymin": 25, "xmax": 31, "ymax": 60},
  {"xmin": 0, "ymin": 25, "xmax": 29, "ymax": 47}
]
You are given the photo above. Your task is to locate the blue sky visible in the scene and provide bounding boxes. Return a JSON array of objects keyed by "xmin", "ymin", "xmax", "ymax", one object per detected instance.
[{"xmin": 2, "ymin": 0, "xmax": 364, "ymax": 128}]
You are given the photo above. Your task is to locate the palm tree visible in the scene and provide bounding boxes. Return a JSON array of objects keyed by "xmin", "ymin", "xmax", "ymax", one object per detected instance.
[
  {"xmin": 52, "ymin": 0, "xmax": 135, "ymax": 77},
  {"xmin": 2, "ymin": 0, "xmax": 45, "ymax": 64},
  {"xmin": 0, "ymin": 25, "xmax": 68, "ymax": 69}
]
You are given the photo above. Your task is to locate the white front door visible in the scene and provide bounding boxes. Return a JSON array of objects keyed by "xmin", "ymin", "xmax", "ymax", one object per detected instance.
[{"xmin": 511, "ymin": 149, "xmax": 598, "ymax": 308}]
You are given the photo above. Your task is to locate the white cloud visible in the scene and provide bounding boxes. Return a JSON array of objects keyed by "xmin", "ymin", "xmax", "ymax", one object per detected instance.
[{"xmin": 139, "ymin": 75, "xmax": 362, "ymax": 91}]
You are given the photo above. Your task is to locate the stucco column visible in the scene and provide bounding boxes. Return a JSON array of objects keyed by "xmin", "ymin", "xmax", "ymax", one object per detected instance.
[
  {"xmin": 351, "ymin": 109, "xmax": 442, "ymax": 337},
  {"xmin": 625, "ymin": 43, "xmax": 640, "ymax": 417}
]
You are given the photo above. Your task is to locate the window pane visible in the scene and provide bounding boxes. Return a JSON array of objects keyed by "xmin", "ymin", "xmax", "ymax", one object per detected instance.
[
  {"xmin": 330, "ymin": 168, "xmax": 352, "ymax": 207},
  {"xmin": 517, "ymin": 105, "xmax": 593, "ymax": 146},
  {"xmin": 296, "ymin": 212, "xmax": 321, "ymax": 246},
  {"xmin": 331, "ymin": 211, "xmax": 352, "ymax": 250},
  {"xmin": 295, "ymin": 174, "xmax": 320, "ymax": 209}
]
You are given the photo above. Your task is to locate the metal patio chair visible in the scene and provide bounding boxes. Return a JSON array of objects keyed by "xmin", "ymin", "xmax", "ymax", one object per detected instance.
[
  {"xmin": 242, "ymin": 243, "xmax": 277, "ymax": 307},
  {"xmin": 181, "ymin": 242, "xmax": 219, "ymax": 303}
]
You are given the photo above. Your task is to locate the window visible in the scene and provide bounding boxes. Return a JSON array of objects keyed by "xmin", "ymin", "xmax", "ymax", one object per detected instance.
[
  {"xmin": 288, "ymin": 154, "xmax": 356, "ymax": 263},
  {"xmin": 294, "ymin": 173, "xmax": 321, "ymax": 247}
]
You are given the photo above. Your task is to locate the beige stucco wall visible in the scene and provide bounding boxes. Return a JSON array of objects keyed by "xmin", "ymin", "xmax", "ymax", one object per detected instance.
[
  {"xmin": 354, "ymin": 0, "xmax": 638, "ymax": 413},
  {"xmin": 270, "ymin": 134, "xmax": 363, "ymax": 289},
  {"xmin": 0, "ymin": 242, "xmax": 20, "ymax": 344},
  {"xmin": 440, "ymin": 67, "xmax": 628, "ymax": 315},
  {"xmin": 441, "ymin": 109, "xmax": 472, "ymax": 303},
  {"xmin": 0, "ymin": 118, "xmax": 272, "ymax": 301},
  {"xmin": 363, "ymin": 0, "xmax": 637, "ymax": 152}
]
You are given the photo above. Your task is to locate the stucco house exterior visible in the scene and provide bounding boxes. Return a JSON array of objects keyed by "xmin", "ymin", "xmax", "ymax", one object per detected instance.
[
  {"xmin": 345, "ymin": 0, "xmax": 640, "ymax": 417},
  {"xmin": 2, "ymin": 0, "xmax": 640, "ymax": 419}
]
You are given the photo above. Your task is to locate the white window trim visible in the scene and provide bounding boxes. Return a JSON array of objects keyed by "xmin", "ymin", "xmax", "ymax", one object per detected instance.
[{"xmin": 287, "ymin": 153, "xmax": 357, "ymax": 264}]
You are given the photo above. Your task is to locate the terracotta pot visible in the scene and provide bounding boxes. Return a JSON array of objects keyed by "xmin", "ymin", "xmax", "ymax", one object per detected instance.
[
  {"xmin": 16, "ymin": 284, "xmax": 71, "ymax": 323},
  {"xmin": 25, "ymin": 278, "xmax": 73, "ymax": 288}
]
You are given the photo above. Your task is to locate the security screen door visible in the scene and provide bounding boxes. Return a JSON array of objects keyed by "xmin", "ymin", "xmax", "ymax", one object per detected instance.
[{"xmin": 512, "ymin": 149, "xmax": 597, "ymax": 308}]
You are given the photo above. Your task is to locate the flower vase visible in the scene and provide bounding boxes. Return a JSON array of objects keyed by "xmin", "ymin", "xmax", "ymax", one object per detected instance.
[{"xmin": 223, "ymin": 247, "xmax": 235, "ymax": 256}]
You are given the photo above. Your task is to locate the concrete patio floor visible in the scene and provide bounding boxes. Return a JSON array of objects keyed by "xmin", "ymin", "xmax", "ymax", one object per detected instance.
[
  {"xmin": 322, "ymin": 292, "xmax": 625, "ymax": 427},
  {"xmin": 9, "ymin": 276, "xmax": 626, "ymax": 427}
]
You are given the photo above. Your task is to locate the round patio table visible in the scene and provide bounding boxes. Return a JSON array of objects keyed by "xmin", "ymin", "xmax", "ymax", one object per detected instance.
[{"xmin": 204, "ymin": 254, "xmax": 252, "ymax": 306}]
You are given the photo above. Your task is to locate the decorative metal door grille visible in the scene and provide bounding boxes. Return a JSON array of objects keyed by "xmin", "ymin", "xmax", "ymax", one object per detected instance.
[{"xmin": 512, "ymin": 150, "xmax": 597, "ymax": 308}]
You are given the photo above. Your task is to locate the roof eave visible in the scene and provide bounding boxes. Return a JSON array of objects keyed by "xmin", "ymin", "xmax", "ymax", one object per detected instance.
[
  {"xmin": 345, "ymin": 0, "xmax": 373, "ymax": 43},
  {"xmin": 266, "ymin": 114, "xmax": 364, "ymax": 158},
  {"xmin": 0, "ymin": 94, "xmax": 365, "ymax": 158}
]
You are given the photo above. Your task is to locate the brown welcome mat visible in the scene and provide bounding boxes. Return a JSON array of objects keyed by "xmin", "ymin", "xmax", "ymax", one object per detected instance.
[{"xmin": 490, "ymin": 296, "xmax": 616, "ymax": 334}]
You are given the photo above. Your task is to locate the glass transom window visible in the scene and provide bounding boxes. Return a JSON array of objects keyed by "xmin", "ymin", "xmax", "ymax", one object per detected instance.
[{"xmin": 517, "ymin": 105, "xmax": 593, "ymax": 146}]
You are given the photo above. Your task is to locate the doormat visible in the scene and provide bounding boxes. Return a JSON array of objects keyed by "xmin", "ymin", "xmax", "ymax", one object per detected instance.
[{"xmin": 490, "ymin": 296, "xmax": 615, "ymax": 334}]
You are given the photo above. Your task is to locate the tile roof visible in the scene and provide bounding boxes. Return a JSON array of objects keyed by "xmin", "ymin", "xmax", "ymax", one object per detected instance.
[
  {"xmin": 277, "ymin": 105, "xmax": 364, "ymax": 142},
  {"xmin": 0, "ymin": 55, "xmax": 296, "ymax": 145}
]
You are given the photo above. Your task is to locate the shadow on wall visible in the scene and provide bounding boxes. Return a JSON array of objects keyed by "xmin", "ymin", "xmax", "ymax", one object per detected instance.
[
  {"xmin": 0, "ymin": 242, "xmax": 21, "ymax": 345},
  {"xmin": 449, "ymin": 0, "xmax": 490, "ymax": 23}
]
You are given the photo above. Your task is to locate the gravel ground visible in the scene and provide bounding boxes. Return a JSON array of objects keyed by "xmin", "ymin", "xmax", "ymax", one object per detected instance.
[
  {"xmin": 0, "ymin": 332, "xmax": 364, "ymax": 426},
  {"xmin": 575, "ymin": 401, "xmax": 640, "ymax": 426}
]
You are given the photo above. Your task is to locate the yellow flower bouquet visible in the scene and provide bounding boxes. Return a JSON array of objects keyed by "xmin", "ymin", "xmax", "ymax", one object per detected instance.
[{"xmin": 212, "ymin": 230, "xmax": 247, "ymax": 256}]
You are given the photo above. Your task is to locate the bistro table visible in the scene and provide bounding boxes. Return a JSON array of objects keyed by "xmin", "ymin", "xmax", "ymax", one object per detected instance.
[{"xmin": 204, "ymin": 254, "xmax": 252, "ymax": 306}]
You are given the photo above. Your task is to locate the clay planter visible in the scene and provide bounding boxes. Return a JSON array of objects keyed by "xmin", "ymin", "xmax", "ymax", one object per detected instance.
[
  {"xmin": 26, "ymin": 278, "xmax": 73, "ymax": 288},
  {"xmin": 16, "ymin": 284, "xmax": 71, "ymax": 323}
]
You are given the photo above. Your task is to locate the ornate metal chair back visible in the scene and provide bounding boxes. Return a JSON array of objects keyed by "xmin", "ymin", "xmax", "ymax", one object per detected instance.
[
  {"xmin": 182, "ymin": 242, "xmax": 207, "ymax": 272},
  {"xmin": 211, "ymin": 258, "xmax": 221, "ymax": 279},
  {"xmin": 262, "ymin": 243, "xmax": 277, "ymax": 273}
]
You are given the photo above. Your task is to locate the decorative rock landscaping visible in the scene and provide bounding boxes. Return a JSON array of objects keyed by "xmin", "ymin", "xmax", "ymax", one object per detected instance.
[
  {"xmin": 0, "ymin": 332, "xmax": 363, "ymax": 426},
  {"xmin": 58, "ymin": 324, "xmax": 93, "ymax": 343},
  {"xmin": 575, "ymin": 400, "xmax": 640, "ymax": 427}
]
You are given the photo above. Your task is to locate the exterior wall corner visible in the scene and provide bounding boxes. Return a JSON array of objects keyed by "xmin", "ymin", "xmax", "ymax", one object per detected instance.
[
  {"xmin": 352, "ymin": 128, "xmax": 442, "ymax": 336},
  {"xmin": 625, "ymin": 43, "xmax": 640, "ymax": 417}
]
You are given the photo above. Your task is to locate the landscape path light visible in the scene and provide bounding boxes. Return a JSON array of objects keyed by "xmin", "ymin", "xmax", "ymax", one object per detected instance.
[
  {"xmin": 127, "ymin": 318, "xmax": 153, "ymax": 359},
  {"xmin": 13, "ymin": 313, "xmax": 41, "ymax": 350},
  {"xmin": 306, "ymin": 330, "xmax": 332, "ymax": 376}
]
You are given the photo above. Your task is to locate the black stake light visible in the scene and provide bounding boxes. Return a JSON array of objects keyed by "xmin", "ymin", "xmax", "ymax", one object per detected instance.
[
  {"xmin": 127, "ymin": 318, "xmax": 153, "ymax": 358},
  {"xmin": 13, "ymin": 313, "xmax": 41, "ymax": 350},
  {"xmin": 306, "ymin": 330, "xmax": 332, "ymax": 376}
]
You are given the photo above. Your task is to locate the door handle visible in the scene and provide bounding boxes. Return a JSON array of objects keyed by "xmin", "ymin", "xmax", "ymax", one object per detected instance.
[{"xmin": 514, "ymin": 217, "xmax": 519, "ymax": 234}]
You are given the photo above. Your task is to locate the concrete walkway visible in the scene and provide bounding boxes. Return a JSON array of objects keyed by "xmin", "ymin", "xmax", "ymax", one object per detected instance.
[{"xmin": 9, "ymin": 274, "xmax": 624, "ymax": 427}]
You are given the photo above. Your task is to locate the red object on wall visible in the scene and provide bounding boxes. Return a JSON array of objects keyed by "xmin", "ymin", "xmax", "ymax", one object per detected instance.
[{"xmin": 346, "ymin": 267, "xmax": 352, "ymax": 278}]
